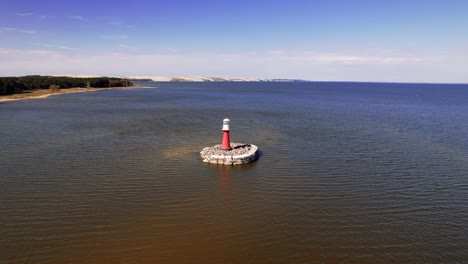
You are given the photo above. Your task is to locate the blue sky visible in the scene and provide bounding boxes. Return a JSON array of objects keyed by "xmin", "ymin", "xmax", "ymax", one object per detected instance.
[{"xmin": 1, "ymin": 0, "xmax": 468, "ymax": 82}]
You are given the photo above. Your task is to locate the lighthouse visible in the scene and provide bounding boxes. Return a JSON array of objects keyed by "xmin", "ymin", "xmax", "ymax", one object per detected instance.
[
  {"xmin": 221, "ymin": 118, "xmax": 231, "ymax": 150},
  {"xmin": 200, "ymin": 117, "xmax": 259, "ymax": 165}
]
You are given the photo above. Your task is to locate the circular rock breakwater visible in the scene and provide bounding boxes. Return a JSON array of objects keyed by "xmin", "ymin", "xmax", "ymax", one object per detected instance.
[{"xmin": 200, "ymin": 143, "xmax": 259, "ymax": 165}]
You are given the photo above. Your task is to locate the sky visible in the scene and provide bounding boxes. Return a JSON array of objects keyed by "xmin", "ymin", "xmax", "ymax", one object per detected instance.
[{"xmin": 1, "ymin": 0, "xmax": 468, "ymax": 82}]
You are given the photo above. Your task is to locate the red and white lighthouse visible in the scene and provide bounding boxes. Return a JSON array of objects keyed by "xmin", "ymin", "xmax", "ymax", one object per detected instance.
[{"xmin": 221, "ymin": 118, "xmax": 231, "ymax": 150}]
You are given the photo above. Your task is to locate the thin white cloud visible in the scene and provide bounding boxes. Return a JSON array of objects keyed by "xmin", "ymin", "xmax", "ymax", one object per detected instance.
[
  {"xmin": 40, "ymin": 44, "xmax": 78, "ymax": 50},
  {"xmin": 0, "ymin": 27, "xmax": 37, "ymax": 34},
  {"xmin": 166, "ymin": 48, "xmax": 181, "ymax": 53},
  {"xmin": 0, "ymin": 27, "xmax": 16, "ymax": 32},
  {"xmin": 267, "ymin": 51, "xmax": 423, "ymax": 65},
  {"xmin": 16, "ymin": 13, "xmax": 32, "ymax": 16},
  {"xmin": 69, "ymin": 15, "xmax": 84, "ymax": 20},
  {"xmin": 108, "ymin": 21, "xmax": 121, "ymax": 26},
  {"xmin": 18, "ymin": 29, "xmax": 37, "ymax": 34},
  {"xmin": 118, "ymin": 44, "xmax": 136, "ymax": 50},
  {"xmin": 40, "ymin": 15, "xmax": 56, "ymax": 19},
  {"xmin": 100, "ymin": 34, "xmax": 128, "ymax": 40}
]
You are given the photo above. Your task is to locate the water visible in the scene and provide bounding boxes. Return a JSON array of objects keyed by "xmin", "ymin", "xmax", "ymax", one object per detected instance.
[{"xmin": 1, "ymin": 82, "xmax": 468, "ymax": 263}]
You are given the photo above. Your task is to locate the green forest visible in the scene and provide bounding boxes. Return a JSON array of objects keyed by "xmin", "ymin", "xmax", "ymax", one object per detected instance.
[{"xmin": 0, "ymin": 76, "xmax": 133, "ymax": 95}]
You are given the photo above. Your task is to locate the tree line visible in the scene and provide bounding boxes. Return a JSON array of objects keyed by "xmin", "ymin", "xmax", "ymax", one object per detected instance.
[{"xmin": 0, "ymin": 75, "xmax": 133, "ymax": 95}]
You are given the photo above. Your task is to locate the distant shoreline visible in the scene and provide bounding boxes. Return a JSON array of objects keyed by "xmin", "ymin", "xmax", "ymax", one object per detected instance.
[{"xmin": 0, "ymin": 85, "xmax": 149, "ymax": 103}]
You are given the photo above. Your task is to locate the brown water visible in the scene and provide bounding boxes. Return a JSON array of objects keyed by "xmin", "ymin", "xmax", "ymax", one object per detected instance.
[{"xmin": 1, "ymin": 82, "xmax": 468, "ymax": 263}]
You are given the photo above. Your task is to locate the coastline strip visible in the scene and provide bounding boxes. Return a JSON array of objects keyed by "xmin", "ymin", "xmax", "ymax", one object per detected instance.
[{"xmin": 0, "ymin": 85, "xmax": 151, "ymax": 103}]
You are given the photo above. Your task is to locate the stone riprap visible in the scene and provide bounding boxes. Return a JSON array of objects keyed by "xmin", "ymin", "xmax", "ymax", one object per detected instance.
[{"xmin": 200, "ymin": 143, "xmax": 259, "ymax": 165}]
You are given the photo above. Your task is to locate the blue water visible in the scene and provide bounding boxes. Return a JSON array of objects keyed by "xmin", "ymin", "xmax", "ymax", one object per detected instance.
[{"xmin": 1, "ymin": 82, "xmax": 468, "ymax": 263}]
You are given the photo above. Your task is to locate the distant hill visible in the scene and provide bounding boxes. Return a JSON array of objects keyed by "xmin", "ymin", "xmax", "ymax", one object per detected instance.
[
  {"xmin": 2, "ymin": 74, "xmax": 305, "ymax": 83},
  {"xmin": 124, "ymin": 76, "xmax": 306, "ymax": 82}
]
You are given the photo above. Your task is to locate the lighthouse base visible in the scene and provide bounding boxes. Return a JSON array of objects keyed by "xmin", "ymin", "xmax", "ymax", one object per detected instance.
[{"xmin": 200, "ymin": 143, "xmax": 259, "ymax": 165}]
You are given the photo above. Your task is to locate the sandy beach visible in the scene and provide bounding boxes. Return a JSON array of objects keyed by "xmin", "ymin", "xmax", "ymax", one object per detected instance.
[{"xmin": 0, "ymin": 85, "xmax": 148, "ymax": 103}]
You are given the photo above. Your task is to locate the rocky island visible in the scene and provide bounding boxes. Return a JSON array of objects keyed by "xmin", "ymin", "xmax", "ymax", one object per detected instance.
[{"xmin": 200, "ymin": 143, "xmax": 259, "ymax": 165}]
